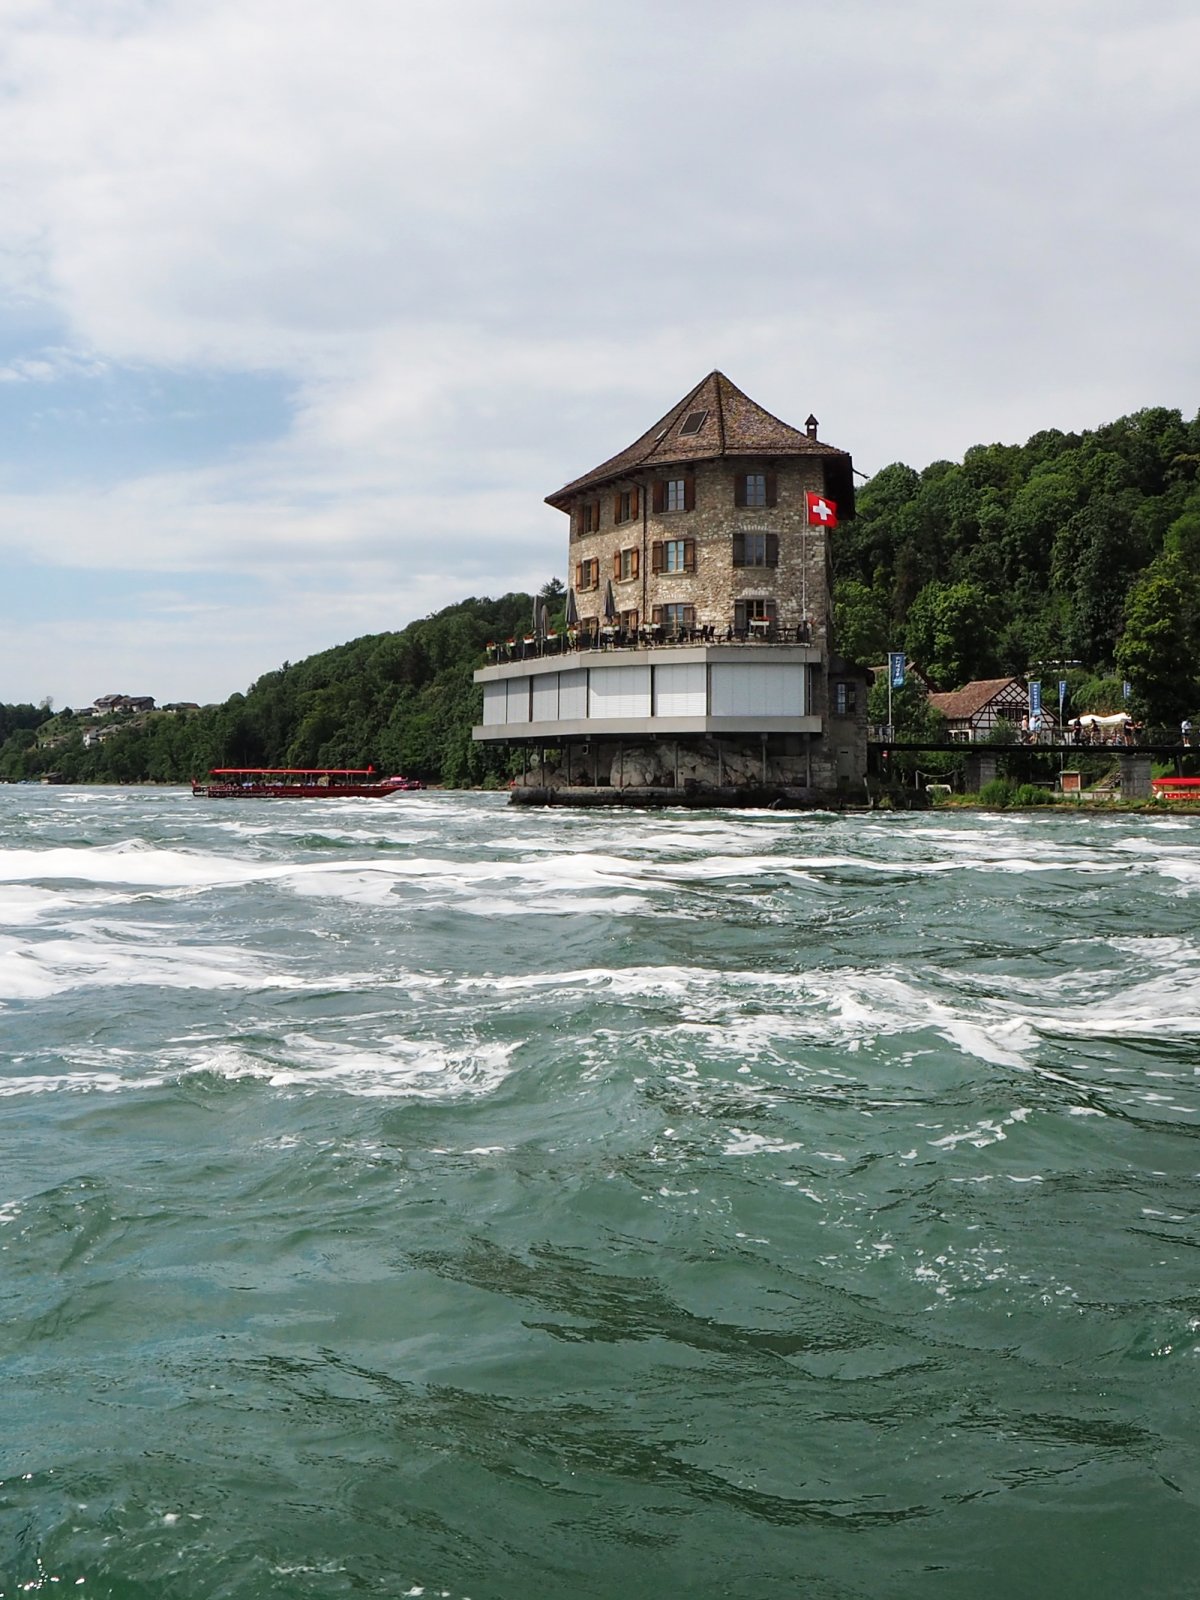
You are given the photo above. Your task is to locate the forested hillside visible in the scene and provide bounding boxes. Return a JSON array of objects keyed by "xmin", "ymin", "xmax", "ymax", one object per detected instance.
[
  {"xmin": 3, "ymin": 403, "xmax": 1199, "ymax": 787},
  {"xmin": 835, "ymin": 405, "xmax": 1200, "ymax": 721},
  {"xmin": 0, "ymin": 591, "xmax": 538, "ymax": 787}
]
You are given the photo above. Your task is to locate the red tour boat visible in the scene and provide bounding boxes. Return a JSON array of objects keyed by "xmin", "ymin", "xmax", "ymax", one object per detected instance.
[{"xmin": 192, "ymin": 767, "xmax": 424, "ymax": 799}]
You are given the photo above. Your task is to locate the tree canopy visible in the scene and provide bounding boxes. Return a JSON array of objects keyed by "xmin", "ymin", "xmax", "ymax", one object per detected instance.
[{"xmin": 835, "ymin": 403, "xmax": 1200, "ymax": 721}]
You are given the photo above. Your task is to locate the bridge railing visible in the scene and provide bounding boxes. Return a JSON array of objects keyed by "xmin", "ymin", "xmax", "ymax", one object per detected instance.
[{"xmin": 869, "ymin": 723, "xmax": 1191, "ymax": 749}]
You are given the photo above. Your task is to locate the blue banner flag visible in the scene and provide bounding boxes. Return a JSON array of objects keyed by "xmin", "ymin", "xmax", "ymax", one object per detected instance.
[
  {"xmin": 889, "ymin": 652, "xmax": 906, "ymax": 689},
  {"xmin": 1029, "ymin": 681, "xmax": 1042, "ymax": 716},
  {"xmin": 1123, "ymin": 681, "xmax": 1131, "ymax": 701},
  {"xmin": 1058, "ymin": 680, "xmax": 1067, "ymax": 712}
]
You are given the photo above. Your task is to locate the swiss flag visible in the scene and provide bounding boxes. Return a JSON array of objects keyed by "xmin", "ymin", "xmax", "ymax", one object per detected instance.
[{"xmin": 806, "ymin": 492, "xmax": 838, "ymax": 528}]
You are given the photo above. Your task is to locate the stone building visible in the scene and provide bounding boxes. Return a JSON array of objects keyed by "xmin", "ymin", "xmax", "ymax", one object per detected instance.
[{"xmin": 473, "ymin": 371, "xmax": 868, "ymax": 802}]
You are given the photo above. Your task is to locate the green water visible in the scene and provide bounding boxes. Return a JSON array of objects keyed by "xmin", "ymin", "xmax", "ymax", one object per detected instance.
[{"xmin": 2, "ymin": 789, "xmax": 1199, "ymax": 1597}]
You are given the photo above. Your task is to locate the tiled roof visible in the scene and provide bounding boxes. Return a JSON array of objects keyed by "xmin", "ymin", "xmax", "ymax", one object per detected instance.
[
  {"xmin": 546, "ymin": 371, "xmax": 851, "ymax": 506},
  {"xmin": 927, "ymin": 678, "xmax": 1024, "ymax": 719}
]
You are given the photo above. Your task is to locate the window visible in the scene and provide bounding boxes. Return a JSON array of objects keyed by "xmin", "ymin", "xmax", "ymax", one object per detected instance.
[
  {"xmin": 652, "ymin": 475, "xmax": 695, "ymax": 513},
  {"xmin": 575, "ymin": 558, "xmax": 600, "ymax": 591},
  {"xmin": 578, "ymin": 499, "xmax": 601, "ymax": 535},
  {"xmin": 732, "ymin": 532, "xmax": 779, "ymax": 567},
  {"xmin": 651, "ymin": 539, "xmax": 696, "ymax": 574},
  {"xmin": 734, "ymin": 597, "xmax": 777, "ymax": 632},
  {"xmin": 620, "ymin": 608, "xmax": 639, "ymax": 631},
  {"xmin": 614, "ymin": 547, "xmax": 639, "ymax": 582},
  {"xmin": 735, "ymin": 471, "xmax": 777, "ymax": 508},
  {"xmin": 652, "ymin": 603, "xmax": 696, "ymax": 631},
  {"xmin": 679, "ymin": 409, "xmax": 708, "ymax": 436},
  {"xmin": 613, "ymin": 487, "xmax": 640, "ymax": 525},
  {"xmin": 833, "ymin": 681, "xmax": 857, "ymax": 717}
]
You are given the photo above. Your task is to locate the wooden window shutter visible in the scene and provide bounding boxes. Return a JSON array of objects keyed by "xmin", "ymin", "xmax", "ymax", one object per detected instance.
[
  {"xmin": 651, "ymin": 541, "xmax": 664, "ymax": 574},
  {"xmin": 683, "ymin": 538, "xmax": 696, "ymax": 572},
  {"xmin": 628, "ymin": 610, "xmax": 638, "ymax": 631},
  {"xmin": 684, "ymin": 475, "xmax": 695, "ymax": 511},
  {"xmin": 735, "ymin": 601, "xmax": 747, "ymax": 632},
  {"xmin": 651, "ymin": 605, "xmax": 663, "ymax": 625},
  {"xmin": 590, "ymin": 559, "xmax": 599, "ymax": 588},
  {"xmin": 593, "ymin": 500, "xmax": 601, "ymax": 531},
  {"xmin": 766, "ymin": 598, "xmax": 778, "ymax": 621},
  {"xmin": 652, "ymin": 480, "xmax": 666, "ymax": 514},
  {"xmin": 614, "ymin": 551, "xmax": 622, "ymax": 581},
  {"xmin": 631, "ymin": 548, "xmax": 640, "ymax": 579},
  {"xmin": 765, "ymin": 471, "xmax": 778, "ymax": 508},
  {"xmin": 683, "ymin": 606, "xmax": 695, "ymax": 628},
  {"xmin": 766, "ymin": 533, "xmax": 780, "ymax": 567},
  {"xmin": 575, "ymin": 562, "xmax": 583, "ymax": 589},
  {"xmin": 734, "ymin": 473, "xmax": 747, "ymax": 508},
  {"xmin": 732, "ymin": 532, "xmax": 745, "ymax": 567},
  {"xmin": 630, "ymin": 486, "xmax": 639, "ymax": 518}
]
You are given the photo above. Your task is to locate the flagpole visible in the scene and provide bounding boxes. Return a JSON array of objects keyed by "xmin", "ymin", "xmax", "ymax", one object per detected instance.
[
  {"xmin": 801, "ymin": 514, "xmax": 807, "ymax": 623},
  {"xmin": 888, "ymin": 667, "xmax": 893, "ymax": 742}
]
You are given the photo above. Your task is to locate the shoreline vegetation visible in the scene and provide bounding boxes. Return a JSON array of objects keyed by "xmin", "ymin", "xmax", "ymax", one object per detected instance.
[{"xmin": 4, "ymin": 400, "xmax": 1200, "ymax": 792}]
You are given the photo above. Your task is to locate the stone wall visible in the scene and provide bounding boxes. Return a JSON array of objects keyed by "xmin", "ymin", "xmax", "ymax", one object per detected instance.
[
  {"xmin": 567, "ymin": 457, "xmax": 833, "ymax": 654},
  {"xmin": 512, "ymin": 733, "xmax": 874, "ymax": 800}
]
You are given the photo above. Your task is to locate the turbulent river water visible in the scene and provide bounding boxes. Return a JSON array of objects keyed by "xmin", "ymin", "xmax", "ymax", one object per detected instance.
[{"xmin": 2, "ymin": 787, "xmax": 1199, "ymax": 1599}]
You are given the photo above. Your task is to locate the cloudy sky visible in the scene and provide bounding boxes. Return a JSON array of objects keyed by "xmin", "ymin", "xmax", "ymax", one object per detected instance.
[{"xmin": 0, "ymin": 0, "xmax": 1195, "ymax": 707}]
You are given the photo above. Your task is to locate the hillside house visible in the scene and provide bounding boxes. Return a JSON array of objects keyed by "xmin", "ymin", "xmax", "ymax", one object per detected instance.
[{"xmin": 927, "ymin": 678, "xmax": 1029, "ymax": 741}]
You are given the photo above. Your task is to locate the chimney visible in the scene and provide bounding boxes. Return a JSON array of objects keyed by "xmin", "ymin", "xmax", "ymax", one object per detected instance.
[{"xmin": 805, "ymin": 414, "xmax": 819, "ymax": 439}]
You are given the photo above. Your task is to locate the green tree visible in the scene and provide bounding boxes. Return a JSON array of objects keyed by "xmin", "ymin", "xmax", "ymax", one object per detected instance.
[
  {"xmin": 904, "ymin": 581, "xmax": 999, "ymax": 689},
  {"xmin": 1115, "ymin": 555, "xmax": 1200, "ymax": 724},
  {"xmin": 832, "ymin": 578, "xmax": 890, "ymax": 665}
]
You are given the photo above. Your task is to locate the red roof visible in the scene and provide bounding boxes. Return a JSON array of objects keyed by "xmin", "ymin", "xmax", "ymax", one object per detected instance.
[{"xmin": 927, "ymin": 679, "xmax": 1025, "ymax": 720}]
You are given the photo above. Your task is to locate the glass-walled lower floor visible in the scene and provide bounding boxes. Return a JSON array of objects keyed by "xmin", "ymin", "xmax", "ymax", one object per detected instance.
[{"xmin": 475, "ymin": 644, "xmax": 821, "ymax": 738}]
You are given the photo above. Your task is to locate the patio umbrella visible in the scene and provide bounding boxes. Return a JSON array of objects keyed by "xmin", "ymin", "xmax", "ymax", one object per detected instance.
[
  {"xmin": 603, "ymin": 580, "xmax": 617, "ymax": 623},
  {"xmin": 531, "ymin": 592, "xmax": 541, "ymax": 637},
  {"xmin": 565, "ymin": 588, "xmax": 579, "ymax": 627}
]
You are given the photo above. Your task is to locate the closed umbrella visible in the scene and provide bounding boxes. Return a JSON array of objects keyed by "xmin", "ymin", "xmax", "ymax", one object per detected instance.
[
  {"xmin": 603, "ymin": 580, "xmax": 617, "ymax": 623},
  {"xmin": 565, "ymin": 588, "xmax": 579, "ymax": 627}
]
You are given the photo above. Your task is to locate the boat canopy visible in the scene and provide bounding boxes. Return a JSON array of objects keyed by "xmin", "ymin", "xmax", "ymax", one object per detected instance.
[{"xmin": 208, "ymin": 767, "xmax": 377, "ymax": 776}]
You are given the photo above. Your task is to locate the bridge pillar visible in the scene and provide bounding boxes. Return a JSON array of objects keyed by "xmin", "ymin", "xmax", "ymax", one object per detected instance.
[
  {"xmin": 1118, "ymin": 753, "xmax": 1152, "ymax": 799},
  {"xmin": 965, "ymin": 751, "xmax": 998, "ymax": 793}
]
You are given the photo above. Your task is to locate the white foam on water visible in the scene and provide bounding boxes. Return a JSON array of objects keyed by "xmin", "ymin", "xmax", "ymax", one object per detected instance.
[
  {"xmin": 447, "ymin": 893, "xmax": 655, "ymax": 918},
  {"xmin": 721, "ymin": 1129, "xmax": 806, "ymax": 1156},
  {"xmin": 3, "ymin": 1034, "xmax": 521, "ymax": 1102},
  {"xmin": 928, "ymin": 1106, "xmax": 1031, "ymax": 1151},
  {"xmin": 0, "ymin": 1068, "xmax": 155, "ymax": 1097},
  {"xmin": 196, "ymin": 1034, "xmax": 522, "ymax": 1100},
  {"xmin": 0, "ymin": 884, "xmax": 124, "ymax": 927},
  {"xmin": 0, "ymin": 929, "xmax": 305, "ymax": 1003}
]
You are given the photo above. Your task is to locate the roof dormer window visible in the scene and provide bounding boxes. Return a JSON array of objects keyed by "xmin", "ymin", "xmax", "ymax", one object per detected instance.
[{"xmin": 679, "ymin": 409, "xmax": 708, "ymax": 436}]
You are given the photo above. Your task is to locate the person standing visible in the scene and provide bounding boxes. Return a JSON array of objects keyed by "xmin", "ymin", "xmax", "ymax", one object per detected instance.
[{"xmin": 1183, "ymin": 717, "xmax": 1194, "ymax": 747}]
